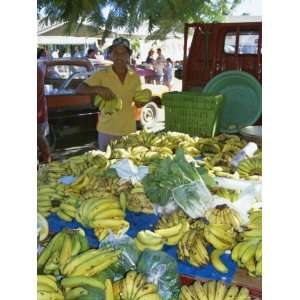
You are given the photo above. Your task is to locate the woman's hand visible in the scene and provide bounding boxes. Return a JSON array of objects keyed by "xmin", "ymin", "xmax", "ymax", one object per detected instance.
[{"xmin": 97, "ymin": 87, "xmax": 116, "ymax": 101}]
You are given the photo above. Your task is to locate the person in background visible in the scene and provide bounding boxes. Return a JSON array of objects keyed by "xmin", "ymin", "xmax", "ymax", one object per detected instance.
[
  {"xmin": 153, "ymin": 48, "xmax": 166, "ymax": 85},
  {"xmin": 73, "ymin": 46, "xmax": 82, "ymax": 58},
  {"xmin": 76, "ymin": 37, "xmax": 145, "ymax": 151},
  {"xmin": 51, "ymin": 49, "xmax": 59, "ymax": 59},
  {"xmin": 37, "ymin": 64, "xmax": 51, "ymax": 163},
  {"xmin": 86, "ymin": 48, "xmax": 97, "ymax": 59},
  {"xmin": 146, "ymin": 49, "xmax": 155, "ymax": 64},
  {"xmin": 37, "ymin": 48, "xmax": 47, "ymax": 59},
  {"xmin": 145, "ymin": 49, "xmax": 155, "ymax": 84},
  {"xmin": 164, "ymin": 58, "xmax": 174, "ymax": 91}
]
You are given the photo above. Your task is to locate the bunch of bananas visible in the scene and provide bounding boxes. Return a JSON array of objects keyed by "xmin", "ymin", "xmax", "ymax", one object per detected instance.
[
  {"xmin": 37, "ymin": 275, "xmax": 64, "ymax": 300},
  {"xmin": 231, "ymin": 209, "xmax": 262, "ymax": 277},
  {"xmin": 156, "ymin": 210, "xmax": 192, "ymax": 229},
  {"xmin": 204, "ymin": 224, "xmax": 237, "ymax": 250},
  {"xmin": 75, "ymin": 195, "xmax": 129, "ymax": 241},
  {"xmin": 205, "ymin": 205, "xmax": 242, "ymax": 231},
  {"xmin": 154, "ymin": 221, "xmax": 190, "ymax": 246},
  {"xmin": 177, "ymin": 229, "xmax": 209, "ymax": 267},
  {"xmin": 126, "ymin": 186, "xmax": 154, "ymax": 214},
  {"xmin": 95, "ymin": 95, "xmax": 123, "ymax": 114},
  {"xmin": 210, "ymin": 187, "xmax": 240, "ymax": 202},
  {"xmin": 38, "ymin": 229, "xmax": 89, "ymax": 276},
  {"xmin": 113, "ymin": 270, "xmax": 162, "ymax": 300},
  {"xmin": 37, "ymin": 184, "xmax": 66, "ymax": 217},
  {"xmin": 237, "ymin": 156, "xmax": 262, "ymax": 180},
  {"xmin": 134, "ymin": 88, "xmax": 152, "ymax": 103},
  {"xmin": 135, "ymin": 230, "xmax": 165, "ymax": 251},
  {"xmin": 56, "ymin": 193, "xmax": 81, "ymax": 222},
  {"xmin": 179, "ymin": 280, "xmax": 251, "ymax": 300},
  {"xmin": 61, "ymin": 247, "xmax": 120, "ymax": 277}
]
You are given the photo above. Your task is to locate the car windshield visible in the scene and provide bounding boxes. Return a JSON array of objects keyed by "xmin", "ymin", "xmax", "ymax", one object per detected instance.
[{"xmin": 46, "ymin": 65, "xmax": 88, "ymax": 80}]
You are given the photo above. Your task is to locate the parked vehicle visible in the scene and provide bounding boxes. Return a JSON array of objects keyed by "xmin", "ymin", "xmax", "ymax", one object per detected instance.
[{"xmin": 40, "ymin": 58, "xmax": 98, "ymax": 150}]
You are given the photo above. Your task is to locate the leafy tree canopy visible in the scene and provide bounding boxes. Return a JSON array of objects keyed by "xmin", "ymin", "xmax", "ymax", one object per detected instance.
[{"xmin": 38, "ymin": 0, "xmax": 241, "ymax": 40}]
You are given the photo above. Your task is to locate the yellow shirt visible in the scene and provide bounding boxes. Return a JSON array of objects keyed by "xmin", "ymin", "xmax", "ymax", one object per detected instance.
[{"xmin": 84, "ymin": 67, "xmax": 141, "ymax": 135}]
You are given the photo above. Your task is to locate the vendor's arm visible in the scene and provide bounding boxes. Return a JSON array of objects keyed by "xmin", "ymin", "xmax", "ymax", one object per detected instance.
[
  {"xmin": 133, "ymin": 74, "xmax": 147, "ymax": 108},
  {"xmin": 76, "ymin": 71, "xmax": 116, "ymax": 101}
]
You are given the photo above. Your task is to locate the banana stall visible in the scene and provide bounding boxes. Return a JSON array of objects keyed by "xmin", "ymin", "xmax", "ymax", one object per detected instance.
[{"xmin": 38, "ymin": 127, "xmax": 262, "ymax": 300}]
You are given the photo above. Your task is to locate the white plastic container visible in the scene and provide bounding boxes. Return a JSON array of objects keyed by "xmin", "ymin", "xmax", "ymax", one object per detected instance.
[{"xmin": 230, "ymin": 142, "xmax": 258, "ymax": 168}]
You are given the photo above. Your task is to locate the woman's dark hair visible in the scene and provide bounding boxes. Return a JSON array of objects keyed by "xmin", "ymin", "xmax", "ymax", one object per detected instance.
[
  {"xmin": 37, "ymin": 48, "xmax": 46, "ymax": 59},
  {"xmin": 167, "ymin": 57, "xmax": 173, "ymax": 65}
]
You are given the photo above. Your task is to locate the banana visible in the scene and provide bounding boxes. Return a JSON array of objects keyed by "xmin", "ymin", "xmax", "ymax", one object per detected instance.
[
  {"xmin": 241, "ymin": 242, "xmax": 258, "ymax": 265},
  {"xmin": 57, "ymin": 210, "xmax": 73, "ymax": 222},
  {"xmin": 69, "ymin": 249, "xmax": 117, "ymax": 276},
  {"xmin": 61, "ymin": 249, "xmax": 99, "ymax": 275},
  {"xmin": 180, "ymin": 286, "xmax": 194, "ymax": 300},
  {"xmin": 193, "ymin": 281, "xmax": 208, "ymax": 300},
  {"xmin": 206, "ymin": 224, "xmax": 236, "ymax": 245},
  {"xmin": 235, "ymin": 287, "xmax": 250, "ymax": 300},
  {"xmin": 93, "ymin": 208, "xmax": 125, "ymax": 220},
  {"xmin": 119, "ymin": 192, "xmax": 127, "ymax": 211},
  {"xmin": 70, "ymin": 233, "xmax": 81, "ymax": 256},
  {"xmin": 86, "ymin": 201, "xmax": 120, "ymax": 220},
  {"xmin": 37, "ymin": 291, "xmax": 64, "ymax": 300},
  {"xmin": 165, "ymin": 221, "xmax": 190, "ymax": 245},
  {"xmin": 59, "ymin": 232, "xmax": 73, "ymax": 268},
  {"xmin": 123, "ymin": 271, "xmax": 137, "ymax": 299},
  {"xmin": 223, "ymin": 285, "xmax": 239, "ymax": 300},
  {"xmin": 38, "ymin": 232, "xmax": 65, "ymax": 271},
  {"xmin": 256, "ymin": 258, "xmax": 262, "ymax": 276},
  {"xmin": 138, "ymin": 293, "xmax": 161, "ymax": 300},
  {"xmin": 211, "ymin": 249, "xmax": 228, "ymax": 273},
  {"xmin": 135, "ymin": 239, "xmax": 164, "ymax": 252},
  {"xmin": 129, "ymin": 272, "xmax": 146, "ymax": 299},
  {"xmin": 77, "ymin": 232, "xmax": 89, "ymax": 252},
  {"xmin": 135, "ymin": 283, "xmax": 157, "ymax": 299},
  {"xmin": 242, "ymin": 228, "xmax": 262, "ymax": 239},
  {"xmin": 244, "ymin": 256, "xmax": 256, "ymax": 274},
  {"xmin": 90, "ymin": 219, "xmax": 129, "ymax": 229},
  {"xmin": 155, "ymin": 223, "xmax": 183, "ymax": 238},
  {"xmin": 61, "ymin": 276, "xmax": 104, "ymax": 290},
  {"xmin": 80, "ymin": 254, "xmax": 119, "ymax": 277},
  {"xmin": 207, "ymin": 280, "xmax": 216, "ymax": 300},
  {"xmin": 37, "ymin": 275, "xmax": 58, "ymax": 292},
  {"xmin": 105, "ymin": 279, "xmax": 114, "ymax": 300},
  {"xmin": 204, "ymin": 227, "xmax": 233, "ymax": 250},
  {"xmin": 37, "ymin": 283, "xmax": 57, "ymax": 293},
  {"xmin": 215, "ymin": 281, "xmax": 227, "ymax": 300},
  {"xmin": 64, "ymin": 287, "xmax": 88, "ymax": 299},
  {"xmin": 136, "ymin": 230, "xmax": 164, "ymax": 245}
]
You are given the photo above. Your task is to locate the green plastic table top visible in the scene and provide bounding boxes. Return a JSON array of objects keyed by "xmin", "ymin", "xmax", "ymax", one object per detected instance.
[{"xmin": 202, "ymin": 71, "xmax": 262, "ymax": 133}]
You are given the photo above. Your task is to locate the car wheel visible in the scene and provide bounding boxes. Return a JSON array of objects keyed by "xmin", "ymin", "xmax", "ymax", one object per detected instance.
[{"xmin": 141, "ymin": 102, "xmax": 159, "ymax": 128}]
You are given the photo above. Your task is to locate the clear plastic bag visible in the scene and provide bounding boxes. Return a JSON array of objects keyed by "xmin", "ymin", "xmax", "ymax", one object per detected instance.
[
  {"xmin": 137, "ymin": 249, "xmax": 181, "ymax": 300},
  {"xmin": 172, "ymin": 179, "xmax": 213, "ymax": 219},
  {"xmin": 99, "ymin": 234, "xmax": 140, "ymax": 281}
]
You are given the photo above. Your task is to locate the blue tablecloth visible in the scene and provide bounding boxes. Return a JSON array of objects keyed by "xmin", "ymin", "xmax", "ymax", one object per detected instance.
[{"xmin": 48, "ymin": 175, "xmax": 237, "ymax": 283}]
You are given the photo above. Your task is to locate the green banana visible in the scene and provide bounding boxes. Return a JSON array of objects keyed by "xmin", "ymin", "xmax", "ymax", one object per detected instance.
[
  {"xmin": 61, "ymin": 276, "xmax": 104, "ymax": 290},
  {"xmin": 64, "ymin": 287, "xmax": 88, "ymax": 300}
]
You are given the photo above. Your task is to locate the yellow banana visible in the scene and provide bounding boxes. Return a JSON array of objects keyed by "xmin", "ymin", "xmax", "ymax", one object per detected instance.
[
  {"xmin": 105, "ymin": 279, "xmax": 114, "ymax": 300},
  {"xmin": 137, "ymin": 230, "xmax": 164, "ymax": 245},
  {"xmin": 211, "ymin": 249, "xmax": 228, "ymax": 273},
  {"xmin": 223, "ymin": 285, "xmax": 239, "ymax": 300},
  {"xmin": 59, "ymin": 233, "xmax": 73, "ymax": 268},
  {"xmin": 37, "ymin": 291, "xmax": 64, "ymax": 300},
  {"xmin": 155, "ymin": 223, "xmax": 183, "ymax": 238},
  {"xmin": 193, "ymin": 281, "xmax": 208, "ymax": 300},
  {"xmin": 215, "ymin": 280, "xmax": 227, "ymax": 300},
  {"xmin": 204, "ymin": 227, "xmax": 233, "ymax": 250}
]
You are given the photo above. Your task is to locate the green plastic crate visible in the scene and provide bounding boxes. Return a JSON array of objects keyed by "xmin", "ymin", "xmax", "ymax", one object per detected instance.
[{"xmin": 162, "ymin": 92, "xmax": 224, "ymax": 137}]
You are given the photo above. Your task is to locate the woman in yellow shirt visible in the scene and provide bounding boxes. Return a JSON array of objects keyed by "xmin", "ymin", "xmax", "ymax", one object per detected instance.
[{"xmin": 76, "ymin": 38, "xmax": 143, "ymax": 151}]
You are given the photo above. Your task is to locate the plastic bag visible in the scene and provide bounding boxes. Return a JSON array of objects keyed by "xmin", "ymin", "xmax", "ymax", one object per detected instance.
[
  {"xmin": 78, "ymin": 286, "xmax": 104, "ymax": 300},
  {"xmin": 172, "ymin": 180, "xmax": 213, "ymax": 219},
  {"xmin": 137, "ymin": 249, "xmax": 181, "ymax": 300},
  {"xmin": 212, "ymin": 177, "xmax": 262, "ymax": 223},
  {"xmin": 110, "ymin": 159, "xmax": 149, "ymax": 184},
  {"xmin": 99, "ymin": 234, "xmax": 140, "ymax": 281}
]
